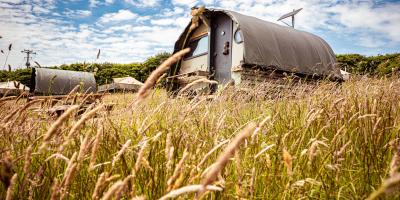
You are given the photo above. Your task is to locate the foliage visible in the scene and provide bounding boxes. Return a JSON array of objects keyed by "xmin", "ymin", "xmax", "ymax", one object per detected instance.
[
  {"xmin": 337, "ymin": 53, "xmax": 400, "ymax": 75},
  {"xmin": 58, "ymin": 62, "xmax": 144, "ymax": 85},
  {"xmin": 0, "ymin": 52, "xmax": 171, "ymax": 86},
  {"xmin": 140, "ymin": 52, "xmax": 171, "ymax": 81},
  {"xmin": 10, "ymin": 68, "xmax": 32, "ymax": 88},
  {"xmin": 0, "ymin": 68, "xmax": 32, "ymax": 88},
  {"xmin": 1, "ymin": 79, "xmax": 400, "ymax": 199},
  {"xmin": 1, "ymin": 52, "xmax": 399, "ymax": 86}
]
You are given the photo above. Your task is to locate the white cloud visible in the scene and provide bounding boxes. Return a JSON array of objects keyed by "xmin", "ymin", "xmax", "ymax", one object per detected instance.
[
  {"xmin": 124, "ymin": 0, "xmax": 161, "ymax": 7},
  {"xmin": 158, "ymin": 6, "xmax": 186, "ymax": 17},
  {"xmin": 99, "ymin": 10, "xmax": 138, "ymax": 23},
  {"xmin": 0, "ymin": 0, "xmax": 399, "ymax": 70},
  {"xmin": 0, "ymin": 0, "xmax": 24, "ymax": 3},
  {"xmin": 0, "ymin": 4, "xmax": 179, "ymax": 68},
  {"xmin": 172, "ymin": 0, "xmax": 198, "ymax": 6},
  {"xmin": 358, "ymin": 35, "xmax": 387, "ymax": 48},
  {"xmin": 89, "ymin": 0, "xmax": 98, "ymax": 7},
  {"xmin": 90, "ymin": 0, "xmax": 114, "ymax": 7},
  {"xmin": 329, "ymin": 1, "xmax": 400, "ymax": 42},
  {"xmin": 209, "ymin": 0, "xmax": 400, "ymax": 47},
  {"xmin": 32, "ymin": 6, "xmax": 51, "ymax": 14},
  {"xmin": 172, "ymin": 0, "xmax": 216, "ymax": 7},
  {"xmin": 150, "ymin": 18, "xmax": 176, "ymax": 26},
  {"xmin": 64, "ymin": 9, "xmax": 92, "ymax": 18}
]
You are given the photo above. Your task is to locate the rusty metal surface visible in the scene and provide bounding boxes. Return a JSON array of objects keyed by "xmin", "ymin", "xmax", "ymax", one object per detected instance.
[{"xmin": 31, "ymin": 68, "xmax": 97, "ymax": 95}]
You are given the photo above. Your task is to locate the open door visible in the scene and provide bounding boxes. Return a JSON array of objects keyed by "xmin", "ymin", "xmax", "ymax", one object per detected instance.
[{"xmin": 211, "ymin": 14, "xmax": 232, "ymax": 84}]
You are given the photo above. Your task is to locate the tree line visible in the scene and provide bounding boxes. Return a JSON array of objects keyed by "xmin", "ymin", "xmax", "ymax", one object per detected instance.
[
  {"xmin": 0, "ymin": 53, "xmax": 399, "ymax": 89},
  {"xmin": 337, "ymin": 53, "xmax": 400, "ymax": 75},
  {"xmin": 0, "ymin": 52, "xmax": 171, "ymax": 89}
]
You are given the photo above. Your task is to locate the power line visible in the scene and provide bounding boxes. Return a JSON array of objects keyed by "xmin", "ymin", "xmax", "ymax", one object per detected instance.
[{"xmin": 21, "ymin": 49, "xmax": 36, "ymax": 69}]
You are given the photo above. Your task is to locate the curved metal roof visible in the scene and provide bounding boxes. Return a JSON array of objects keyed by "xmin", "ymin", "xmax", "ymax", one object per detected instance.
[
  {"xmin": 173, "ymin": 9, "xmax": 342, "ymax": 80},
  {"xmin": 31, "ymin": 68, "xmax": 97, "ymax": 95}
]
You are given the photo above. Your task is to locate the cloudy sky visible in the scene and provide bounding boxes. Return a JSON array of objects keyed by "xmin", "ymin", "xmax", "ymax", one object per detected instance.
[{"xmin": 0, "ymin": 0, "xmax": 399, "ymax": 69}]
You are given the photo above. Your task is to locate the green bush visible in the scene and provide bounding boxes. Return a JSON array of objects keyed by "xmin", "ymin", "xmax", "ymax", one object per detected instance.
[
  {"xmin": 1, "ymin": 52, "xmax": 399, "ymax": 86},
  {"xmin": 0, "ymin": 70, "xmax": 10, "ymax": 82},
  {"xmin": 337, "ymin": 53, "xmax": 400, "ymax": 75},
  {"xmin": 0, "ymin": 68, "xmax": 32, "ymax": 88},
  {"xmin": 0, "ymin": 52, "xmax": 171, "ymax": 86}
]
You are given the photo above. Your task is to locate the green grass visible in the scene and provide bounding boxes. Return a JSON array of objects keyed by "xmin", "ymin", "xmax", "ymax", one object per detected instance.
[{"xmin": 1, "ymin": 78, "xmax": 400, "ymax": 199}]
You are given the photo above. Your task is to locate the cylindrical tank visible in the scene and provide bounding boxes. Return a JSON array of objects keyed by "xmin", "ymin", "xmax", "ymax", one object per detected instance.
[{"xmin": 30, "ymin": 68, "xmax": 96, "ymax": 95}]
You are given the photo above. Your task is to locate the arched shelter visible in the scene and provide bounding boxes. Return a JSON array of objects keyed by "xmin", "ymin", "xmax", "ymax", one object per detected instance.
[
  {"xmin": 30, "ymin": 68, "xmax": 97, "ymax": 95},
  {"xmin": 168, "ymin": 8, "xmax": 342, "ymax": 89}
]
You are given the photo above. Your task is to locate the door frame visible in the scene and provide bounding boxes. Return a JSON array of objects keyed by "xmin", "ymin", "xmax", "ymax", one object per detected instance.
[{"xmin": 209, "ymin": 13, "xmax": 233, "ymax": 87}]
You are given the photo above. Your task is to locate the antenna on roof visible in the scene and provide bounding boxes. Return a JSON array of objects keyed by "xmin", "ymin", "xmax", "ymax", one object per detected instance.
[{"xmin": 277, "ymin": 8, "xmax": 303, "ymax": 28}]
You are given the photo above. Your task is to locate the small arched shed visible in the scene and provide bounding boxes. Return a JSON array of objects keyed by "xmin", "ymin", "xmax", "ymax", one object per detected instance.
[
  {"xmin": 168, "ymin": 8, "xmax": 342, "ymax": 89},
  {"xmin": 30, "ymin": 68, "xmax": 97, "ymax": 95}
]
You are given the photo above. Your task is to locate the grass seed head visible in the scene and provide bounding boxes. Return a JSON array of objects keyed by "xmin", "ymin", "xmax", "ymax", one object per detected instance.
[
  {"xmin": 67, "ymin": 105, "xmax": 103, "ymax": 137},
  {"xmin": 112, "ymin": 139, "xmax": 132, "ymax": 168},
  {"xmin": 168, "ymin": 149, "xmax": 189, "ymax": 190},
  {"xmin": 0, "ymin": 152, "xmax": 13, "ymax": 188},
  {"xmin": 159, "ymin": 184, "xmax": 223, "ymax": 200},
  {"xmin": 136, "ymin": 48, "xmax": 190, "ymax": 104},
  {"xmin": 100, "ymin": 180, "xmax": 124, "ymax": 200},
  {"xmin": 5, "ymin": 173, "xmax": 17, "ymax": 200},
  {"xmin": 283, "ymin": 149, "xmax": 293, "ymax": 176},
  {"xmin": 200, "ymin": 123, "xmax": 257, "ymax": 193},
  {"xmin": 135, "ymin": 139, "xmax": 148, "ymax": 172}
]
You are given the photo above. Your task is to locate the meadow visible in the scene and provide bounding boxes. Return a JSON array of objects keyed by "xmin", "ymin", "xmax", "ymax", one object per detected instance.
[{"xmin": 1, "ymin": 76, "xmax": 400, "ymax": 200}]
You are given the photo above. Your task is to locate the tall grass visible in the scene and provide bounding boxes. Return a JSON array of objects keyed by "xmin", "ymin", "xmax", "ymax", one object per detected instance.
[{"xmin": 1, "ymin": 78, "xmax": 400, "ymax": 199}]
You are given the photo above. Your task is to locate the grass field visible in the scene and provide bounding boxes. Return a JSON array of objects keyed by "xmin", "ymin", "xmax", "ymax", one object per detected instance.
[{"xmin": 1, "ymin": 78, "xmax": 400, "ymax": 199}]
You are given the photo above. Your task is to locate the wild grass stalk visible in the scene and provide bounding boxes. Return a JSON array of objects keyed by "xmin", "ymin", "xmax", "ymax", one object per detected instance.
[
  {"xmin": 1, "ymin": 78, "xmax": 400, "ymax": 199},
  {"xmin": 111, "ymin": 139, "xmax": 132, "ymax": 169},
  {"xmin": 40, "ymin": 105, "xmax": 79, "ymax": 149},
  {"xmin": 67, "ymin": 104, "xmax": 103, "ymax": 138},
  {"xmin": 136, "ymin": 48, "xmax": 190, "ymax": 103},
  {"xmin": 159, "ymin": 184, "xmax": 223, "ymax": 200},
  {"xmin": 5, "ymin": 173, "xmax": 17, "ymax": 200},
  {"xmin": 89, "ymin": 123, "xmax": 103, "ymax": 170},
  {"xmin": 200, "ymin": 123, "xmax": 257, "ymax": 195},
  {"xmin": 167, "ymin": 149, "xmax": 189, "ymax": 191}
]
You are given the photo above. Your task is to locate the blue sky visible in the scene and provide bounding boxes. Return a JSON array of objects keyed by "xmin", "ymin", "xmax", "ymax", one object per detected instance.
[{"xmin": 0, "ymin": 0, "xmax": 399, "ymax": 69}]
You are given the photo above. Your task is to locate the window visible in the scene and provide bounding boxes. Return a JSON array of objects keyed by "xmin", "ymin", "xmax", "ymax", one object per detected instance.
[
  {"xmin": 234, "ymin": 29, "xmax": 243, "ymax": 44},
  {"xmin": 184, "ymin": 35, "xmax": 209, "ymax": 59}
]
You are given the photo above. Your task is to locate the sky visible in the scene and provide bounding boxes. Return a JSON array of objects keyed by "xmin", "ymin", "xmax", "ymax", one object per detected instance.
[{"xmin": 0, "ymin": 0, "xmax": 399, "ymax": 69}]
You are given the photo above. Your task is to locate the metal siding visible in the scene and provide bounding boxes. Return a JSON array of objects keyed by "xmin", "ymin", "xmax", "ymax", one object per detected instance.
[
  {"xmin": 212, "ymin": 13, "xmax": 233, "ymax": 84},
  {"xmin": 33, "ymin": 68, "xmax": 97, "ymax": 95}
]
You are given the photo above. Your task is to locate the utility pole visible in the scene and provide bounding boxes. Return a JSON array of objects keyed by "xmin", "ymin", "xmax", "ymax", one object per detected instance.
[{"xmin": 21, "ymin": 49, "xmax": 36, "ymax": 68}]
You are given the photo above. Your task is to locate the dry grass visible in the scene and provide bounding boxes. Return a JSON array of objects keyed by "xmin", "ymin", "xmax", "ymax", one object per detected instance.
[
  {"xmin": 136, "ymin": 48, "xmax": 190, "ymax": 103},
  {"xmin": 1, "ymin": 78, "xmax": 400, "ymax": 199}
]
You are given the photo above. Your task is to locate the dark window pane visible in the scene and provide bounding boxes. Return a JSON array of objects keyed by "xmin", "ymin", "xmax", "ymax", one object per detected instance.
[{"xmin": 185, "ymin": 35, "xmax": 208, "ymax": 59}]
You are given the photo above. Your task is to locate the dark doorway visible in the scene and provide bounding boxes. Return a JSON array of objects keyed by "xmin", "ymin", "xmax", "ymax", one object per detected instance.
[{"xmin": 211, "ymin": 14, "xmax": 232, "ymax": 84}]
